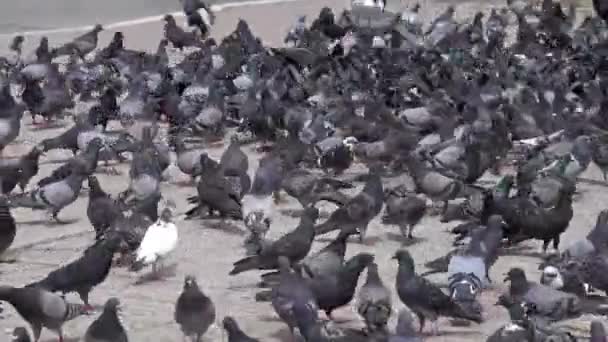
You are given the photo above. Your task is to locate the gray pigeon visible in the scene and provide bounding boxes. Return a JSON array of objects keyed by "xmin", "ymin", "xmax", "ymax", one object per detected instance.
[
  {"xmin": 0, "ymin": 285, "xmax": 87, "ymax": 342},
  {"xmin": 222, "ymin": 316, "xmax": 260, "ymax": 342},
  {"xmin": 174, "ymin": 137, "xmax": 207, "ymax": 181},
  {"xmin": 0, "ymin": 80, "xmax": 24, "ymax": 156},
  {"xmin": 503, "ymin": 268, "xmax": 581, "ymax": 322},
  {"xmin": 10, "ymin": 327, "xmax": 31, "ymax": 342},
  {"xmin": 382, "ymin": 187, "xmax": 427, "ymax": 239},
  {"xmin": 389, "ymin": 309, "xmax": 422, "ymax": 342},
  {"xmin": 84, "ymin": 298, "xmax": 128, "ymax": 342},
  {"xmin": 269, "ymin": 256, "xmax": 319, "ymax": 337},
  {"xmin": 357, "ymin": 262, "xmax": 392, "ymax": 333},
  {"xmin": 315, "ymin": 170, "xmax": 384, "ymax": 242},
  {"xmin": 175, "ymin": 275, "xmax": 216, "ymax": 342},
  {"xmin": 8, "ymin": 163, "xmax": 87, "ymax": 222},
  {"xmin": 393, "ymin": 249, "xmax": 482, "ymax": 335}
]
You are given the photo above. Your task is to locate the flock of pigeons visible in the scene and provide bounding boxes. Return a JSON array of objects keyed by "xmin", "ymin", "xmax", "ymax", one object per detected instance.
[{"xmin": 2, "ymin": 0, "xmax": 608, "ymax": 340}]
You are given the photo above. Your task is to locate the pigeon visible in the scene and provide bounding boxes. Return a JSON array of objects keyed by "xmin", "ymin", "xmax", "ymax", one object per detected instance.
[
  {"xmin": 175, "ymin": 275, "xmax": 216, "ymax": 342},
  {"xmin": 382, "ymin": 187, "xmax": 427, "ymax": 239},
  {"xmin": 174, "ymin": 137, "xmax": 207, "ymax": 181},
  {"xmin": 393, "ymin": 249, "xmax": 483, "ymax": 335},
  {"xmin": 51, "ymin": 24, "xmax": 103, "ymax": 60},
  {"xmin": 185, "ymin": 155, "xmax": 242, "ymax": 220},
  {"xmin": 357, "ymin": 262, "xmax": 392, "ymax": 333},
  {"xmin": 0, "ymin": 146, "xmax": 44, "ymax": 194},
  {"xmin": 230, "ymin": 207, "xmax": 319, "ymax": 275},
  {"xmin": 37, "ymin": 137, "xmax": 103, "ymax": 188},
  {"xmin": 130, "ymin": 208, "xmax": 178, "ymax": 277},
  {"xmin": 222, "ymin": 316, "xmax": 260, "ymax": 342},
  {"xmin": 502, "ymin": 268, "xmax": 581, "ymax": 322},
  {"xmin": 563, "ymin": 209, "xmax": 608, "ymax": 259},
  {"xmin": 389, "ymin": 309, "xmax": 422, "ymax": 342},
  {"xmin": 314, "ymin": 170, "xmax": 384, "ymax": 242},
  {"xmin": 0, "ymin": 196, "xmax": 16, "ymax": 258},
  {"xmin": 87, "ymin": 176, "xmax": 124, "ymax": 239},
  {"xmin": 0, "ymin": 80, "xmax": 24, "ymax": 156},
  {"xmin": 591, "ymin": 320, "xmax": 606, "ymax": 342},
  {"xmin": 281, "ymin": 168, "xmax": 353, "ymax": 209},
  {"xmin": 26, "ymin": 234, "xmax": 123, "ymax": 310},
  {"xmin": 268, "ymin": 256, "xmax": 319, "ymax": 336},
  {"xmin": 163, "ymin": 15, "xmax": 203, "ymax": 50},
  {"xmin": 10, "ymin": 327, "xmax": 31, "ymax": 342},
  {"xmin": 258, "ymin": 230, "xmax": 354, "ymax": 288},
  {"xmin": 0, "ymin": 285, "xmax": 87, "ymax": 342},
  {"xmin": 8, "ymin": 163, "xmax": 87, "ymax": 222},
  {"xmin": 83, "ymin": 298, "xmax": 128, "ymax": 342}
]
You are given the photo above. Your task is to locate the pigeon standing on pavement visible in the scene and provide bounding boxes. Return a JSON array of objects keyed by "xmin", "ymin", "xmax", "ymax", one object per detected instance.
[
  {"xmin": 0, "ymin": 80, "xmax": 24, "ymax": 157},
  {"xmin": 315, "ymin": 169, "xmax": 384, "ymax": 242},
  {"xmin": 393, "ymin": 249, "xmax": 483, "ymax": 335},
  {"xmin": 130, "ymin": 208, "xmax": 178, "ymax": 278},
  {"xmin": 87, "ymin": 175, "xmax": 124, "ymax": 239},
  {"xmin": 0, "ymin": 146, "xmax": 44, "ymax": 194},
  {"xmin": 0, "ymin": 196, "xmax": 16, "ymax": 257},
  {"xmin": 8, "ymin": 163, "xmax": 88, "ymax": 222},
  {"xmin": 175, "ymin": 275, "xmax": 216, "ymax": 342},
  {"xmin": 357, "ymin": 262, "xmax": 392, "ymax": 333},
  {"xmin": 0, "ymin": 285, "xmax": 87, "ymax": 342},
  {"xmin": 84, "ymin": 298, "xmax": 128, "ymax": 342},
  {"xmin": 502, "ymin": 268, "xmax": 581, "ymax": 322},
  {"xmin": 26, "ymin": 235, "xmax": 123, "ymax": 310},
  {"xmin": 230, "ymin": 207, "xmax": 319, "ymax": 275}
]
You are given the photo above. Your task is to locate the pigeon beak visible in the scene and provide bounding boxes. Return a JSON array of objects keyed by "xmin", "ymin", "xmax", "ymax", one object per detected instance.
[{"xmin": 503, "ymin": 275, "xmax": 510, "ymax": 282}]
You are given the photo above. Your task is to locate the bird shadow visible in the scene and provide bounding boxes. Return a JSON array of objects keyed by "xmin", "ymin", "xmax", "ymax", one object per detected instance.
[
  {"xmin": 16, "ymin": 218, "xmax": 79, "ymax": 226},
  {"xmin": 424, "ymin": 328, "xmax": 481, "ymax": 337},
  {"xmin": 269, "ymin": 326, "xmax": 297, "ymax": 341},
  {"xmin": 41, "ymin": 337, "xmax": 79, "ymax": 342},
  {"xmin": 280, "ymin": 208, "xmax": 331, "ymax": 219},
  {"xmin": 41, "ymin": 158, "xmax": 73, "ymax": 165},
  {"xmin": 499, "ymin": 244, "xmax": 544, "ymax": 258},
  {"xmin": 385, "ymin": 232, "xmax": 427, "ymax": 246},
  {"xmin": 133, "ymin": 264, "xmax": 177, "ymax": 285},
  {"xmin": 203, "ymin": 221, "xmax": 246, "ymax": 235},
  {"xmin": 27, "ymin": 121, "xmax": 68, "ymax": 131}
]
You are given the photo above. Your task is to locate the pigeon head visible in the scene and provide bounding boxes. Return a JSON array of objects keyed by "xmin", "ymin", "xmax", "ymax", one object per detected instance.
[
  {"xmin": 11, "ymin": 327, "xmax": 29, "ymax": 342},
  {"xmin": 392, "ymin": 249, "xmax": 414, "ymax": 270},
  {"xmin": 540, "ymin": 266, "xmax": 564, "ymax": 290},
  {"xmin": 103, "ymin": 297, "xmax": 121, "ymax": 313},
  {"xmin": 183, "ymin": 275, "xmax": 198, "ymax": 289},
  {"xmin": 346, "ymin": 253, "xmax": 374, "ymax": 269},
  {"xmin": 163, "ymin": 14, "xmax": 176, "ymax": 24},
  {"xmin": 87, "ymin": 175, "xmax": 100, "ymax": 188},
  {"xmin": 222, "ymin": 316, "xmax": 242, "ymax": 333},
  {"xmin": 93, "ymin": 24, "xmax": 103, "ymax": 32},
  {"xmin": 591, "ymin": 320, "xmax": 606, "ymax": 342},
  {"xmin": 10, "ymin": 36, "xmax": 24, "ymax": 52},
  {"xmin": 160, "ymin": 208, "xmax": 172, "ymax": 223},
  {"xmin": 87, "ymin": 137, "xmax": 104, "ymax": 150},
  {"xmin": 504, "ymin": 268, "xmax": 526, "ymax": 282},
  {"xmin": 487, "ymin": 215, "xmax": 507, "ymax": 230}
]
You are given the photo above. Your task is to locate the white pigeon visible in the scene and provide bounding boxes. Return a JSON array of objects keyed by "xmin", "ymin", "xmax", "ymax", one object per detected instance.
[{"xmin": 132, "ymin": 208, "xmax": 178, "ymax": 275}]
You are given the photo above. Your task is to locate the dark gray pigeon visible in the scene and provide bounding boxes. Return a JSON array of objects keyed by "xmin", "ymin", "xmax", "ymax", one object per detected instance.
[
  {"xmin": 87, "ymin": 175, "xmax": 124, "ymax": 239},
  {"xmin": 10, "ymin": 327, "xmax": 31, "ymax": 342},
  {"xmin": 222, "ymin": 316, "xmax": 260, "ymax": 342},
  {"xmin": 0, "ymin": 80, "xmax": 24, "ymax": 156},
  {"xmin": 393, "ymin": 249, "xmax": 482, "ymax": 335},
  {"xmin": 84, "ymin": 298, "xmax": 128, "ymax": 342},
  {"xmin": 0, "ymin": 196, "xmax": 16, "ymax": 258},
  {"xmin": 315, "ymin": 170, "xmax": 384, "ymax": 242},
  {"xmin": 175, "ymin": 275, "xmax": 216, "ymax": 342},
  {"xmin": 0, "ymin": 146, "xmax": 44, "ymax": 194},
  {"xmin": 502, "ymin": 268, "xmax": 581, "ymax": 322},
  {"xmin": 0, "ymin": 285, "xmax": 87, "ymax": 342},
  {"xmin": 357, "ymin": 262, "xmax": 392, "ymax": 333},
  {"xmin": 230, "ymin": 207, "xmax": 319, "ymax": 275},
  {"xmin": 51, "ymin": 24, "xmax": 103, "ymax": 60}
]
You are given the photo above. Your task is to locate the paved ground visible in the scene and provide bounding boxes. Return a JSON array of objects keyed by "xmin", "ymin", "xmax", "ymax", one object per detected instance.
[{"xmin": 0, "ymin": 0, "xmax": 605, "ymax": 341}]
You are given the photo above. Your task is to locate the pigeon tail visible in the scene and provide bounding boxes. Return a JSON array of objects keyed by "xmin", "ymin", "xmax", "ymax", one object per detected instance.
[
  {"xmin": 63, "ymin": 301, "xmax": 89, "ymax": 322},
  {"xmin": 8, "ymin": 191, "xmax": 45, "ymax": 209},
  {"xmin": 254, "ymin": 290, "xmax": 272, "ymax": 302},
  {"xmin": 230, "ymin": 255, "xmax": 262, "ymax": 275}
]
